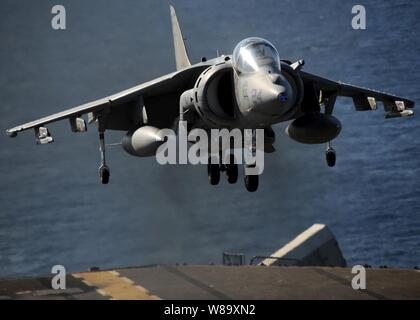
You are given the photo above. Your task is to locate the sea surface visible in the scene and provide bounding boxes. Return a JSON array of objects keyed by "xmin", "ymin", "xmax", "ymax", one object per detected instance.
[{"xmin": 0, "ymin": 0, "xmax": 419, "ymax": 277}]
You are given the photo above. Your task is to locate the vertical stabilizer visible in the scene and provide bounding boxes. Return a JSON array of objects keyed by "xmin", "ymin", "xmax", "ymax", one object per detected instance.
[{"xmin": 170, "ymin": 5, "xmax": 191, "ymax": 70}]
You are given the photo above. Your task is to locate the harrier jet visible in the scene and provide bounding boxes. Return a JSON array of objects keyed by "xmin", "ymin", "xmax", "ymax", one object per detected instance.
[{"xmin": 6, "ymin": 6, "xmax": 415, "ymax": 192}]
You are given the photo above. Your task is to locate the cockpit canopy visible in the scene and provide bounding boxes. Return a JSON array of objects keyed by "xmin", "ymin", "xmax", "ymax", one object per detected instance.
[{"xmin": 232, "ymin": 37, "xmax": 281, "ymax": 74}]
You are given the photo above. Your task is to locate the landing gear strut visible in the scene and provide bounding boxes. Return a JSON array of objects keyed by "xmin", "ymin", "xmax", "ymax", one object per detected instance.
[
  {"xmin": 325, "ymin": 141, "xmax": 336, "ymax": 167},
  {"xmin": 98, "ymin": 131, "xmax": 110, "ymax": 184},
  {"xmin": 243, "ymin": 129, "xmax": 259, "ymax": 192},
  {"xmin": 225, "ymin": 154, "xmax": 238, "ymax": 184},
  {"xmin": 323, "ymin": 93, "xmax": 337, "ymax": 168},
  {"xmin": 208, "ymin": 156, "xmax": 220, "ymax": 185}
]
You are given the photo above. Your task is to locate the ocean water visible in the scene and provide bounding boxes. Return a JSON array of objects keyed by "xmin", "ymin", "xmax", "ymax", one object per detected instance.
[{"xmin": 0, "ymin": 0, "xmax": 419, "ymax": 277}]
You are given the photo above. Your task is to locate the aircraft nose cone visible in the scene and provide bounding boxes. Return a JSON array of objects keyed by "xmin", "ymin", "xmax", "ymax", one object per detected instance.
[
  {"xmin": 268, "ymin": 84, "xmax": 286, "ymax": 101},
  {"xmin": 244, "ymin": 72, "xmax": 294, "ymax": 118},
  {"xmin": 278, "ymin": 91, "xmax": 288, "ymax": 102},
  {"xmin": 266, "ymin": 73, "xmax": 287, "ymax": 101},
  {"xmin": 268, "ymin": 73, "xmax": 283, "ymax": 85},
  {"xmin": 251, "ymin": 83, "xmax": 288, "ymax": 115},
  {"xmin": 263, "ymin": 80, "xmax": 286, "ymax": 98}
]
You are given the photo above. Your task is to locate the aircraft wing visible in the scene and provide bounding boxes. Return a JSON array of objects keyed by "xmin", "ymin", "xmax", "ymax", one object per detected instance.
[
  {"xmin": 6, "ymin": 64, "xmax": 207, "ymax": 139},
  {"xmin": 6, "ymin": 5, "xmax": 201, "ymax": 140},
  {"xmin": 300, "ymin": 70, "xmax": 415, "ymax": 117}
]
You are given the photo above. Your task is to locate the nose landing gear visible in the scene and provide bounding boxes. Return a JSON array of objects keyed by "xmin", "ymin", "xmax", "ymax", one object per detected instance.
[{"xmin": 208, "ymin": 154, "xmax": 239, "ymax": 185}]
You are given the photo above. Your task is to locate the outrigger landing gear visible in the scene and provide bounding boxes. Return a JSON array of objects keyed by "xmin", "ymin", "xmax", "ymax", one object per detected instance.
[
  {"xmin": 325, "ymin": 141, "xmax": 336, "ymax": 167},
  {"xmin": 98, "ymin": 131, "xmax": 110, "ymax": 184}
]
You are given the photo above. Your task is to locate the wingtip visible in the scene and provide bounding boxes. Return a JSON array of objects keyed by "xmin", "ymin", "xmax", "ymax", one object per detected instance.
[
  {"xmin": 403, "ymin": 98, "xmax": 415, "ymax": 109},
  {"xmin": 6, "ymin": 129, "xmax": 17, "ymax": 138},
  {"xmin": 409, "ymin": 100, "xmax": 415, "ymax": 108}
]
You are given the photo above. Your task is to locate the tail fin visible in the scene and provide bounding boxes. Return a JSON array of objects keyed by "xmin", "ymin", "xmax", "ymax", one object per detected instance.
[{"xmin": 170, "ymin": 5, "xmax": 191, "ymax": 70}]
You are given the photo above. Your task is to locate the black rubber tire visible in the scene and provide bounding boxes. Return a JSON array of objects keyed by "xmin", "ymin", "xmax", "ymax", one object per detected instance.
[
  {"xmin": 226, "ymin": 155, "xmax": 238, "ymax": 184},
  {"xmin": 208, "ymin": 159, "xmax": 220, "ymax": 185},
  {"xmin": 100, "ymin": 168, "xmax": 110, "ymax": 184},
  {"xmin": 326, "ymin": 149, "xmax": 336, "ymax": 167},
  {"xmin": 244, "ymin": 175, "xmax": 259, "ymax": 192}
]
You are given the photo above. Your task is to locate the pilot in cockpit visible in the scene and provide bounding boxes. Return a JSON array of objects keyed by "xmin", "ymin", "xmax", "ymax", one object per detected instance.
[{"xmin": 232, "ymin": 37, "xmax": 281, "ymax": 74}]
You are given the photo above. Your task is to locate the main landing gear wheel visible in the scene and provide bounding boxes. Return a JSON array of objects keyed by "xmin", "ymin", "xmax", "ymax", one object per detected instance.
[
  {"xmin": 244, "ymin": 174, "xmax": 259, "ymax": 192},
  {"xmin": 99, "ymin": 165, "xmax": 110, "ymax": 184},
  {"xmin": 226, "ymin": 155, "xmax": 238, "ymax": 184},
  {"xmin": 208, "ymin": 157, "xmax": 220, "ymax": 185},
  {"xmin": 326, "ymin": 147, "xmax": 336, "ymax": 167}
]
